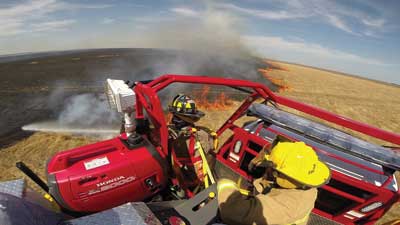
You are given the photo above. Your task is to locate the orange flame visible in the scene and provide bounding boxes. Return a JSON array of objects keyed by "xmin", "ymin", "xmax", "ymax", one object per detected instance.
[
  {"xmin": 259, "ymin": 60, "xmax": 291, "ymax": 93},
  {"xmin": 195, "ymin": 85, "xmax": 234, "ymax": 111},
  {"xmin": 164, "ymin": 85, "xmax": 234, "ymax": 123},
  {"xmin": 258, "ymin": 68, "xmax": 290, "ymax": 92}
]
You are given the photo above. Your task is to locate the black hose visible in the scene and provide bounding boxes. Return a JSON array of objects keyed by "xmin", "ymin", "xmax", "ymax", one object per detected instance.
[{"xmin": 16, "ymin": 161, "xmax": 49, "ymax": 193}]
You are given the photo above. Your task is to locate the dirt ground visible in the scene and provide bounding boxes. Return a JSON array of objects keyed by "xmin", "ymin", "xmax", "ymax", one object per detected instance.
[{"xmin": 262, "ymin": 60, "xmax": 400, "ymax": 225}]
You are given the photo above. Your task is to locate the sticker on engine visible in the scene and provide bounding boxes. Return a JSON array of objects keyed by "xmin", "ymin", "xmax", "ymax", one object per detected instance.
[{"xmin": 84, "ymin": 157, "xmax": 110, "ymax": 170}]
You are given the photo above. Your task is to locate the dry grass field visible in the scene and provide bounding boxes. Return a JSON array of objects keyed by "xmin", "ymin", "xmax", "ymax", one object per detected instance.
[
  {"xmin": 0, "ymin": 133, "xmax": 95, "ymax": 194},
  {"xmin": 0, "ymin": 60, "xmax": 399, "ymax": 224},
  {"xmin": 260, "ymin": 61, "xmax": 400, "ymax": 145}
]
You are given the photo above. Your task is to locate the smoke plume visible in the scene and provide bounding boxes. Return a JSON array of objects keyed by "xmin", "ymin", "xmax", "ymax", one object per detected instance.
[
  {"xmin": 80, "ymin": 4, "xmax": 269, "ymax": 84},
  {"xmin": 58, "ymin": 93, "xmax": 119, "ymax": 126},
  {"xmin": 23, "ymin": 3, "xmax": 274, "ymax": 135},
  {"xmin": 82, "ymin": 5, "xmax": 274, "ymax": 102}
]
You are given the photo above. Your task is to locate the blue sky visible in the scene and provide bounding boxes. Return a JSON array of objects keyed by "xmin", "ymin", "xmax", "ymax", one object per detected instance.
[{"xmin": 0, "ymin": 0, "xmax": 399, "ymax": 84}]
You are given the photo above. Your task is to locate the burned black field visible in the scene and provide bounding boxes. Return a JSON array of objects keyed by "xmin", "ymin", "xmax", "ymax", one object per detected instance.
[{"xmin": 0, "ymin": 48, "xmax": 273, "ymax": 147}]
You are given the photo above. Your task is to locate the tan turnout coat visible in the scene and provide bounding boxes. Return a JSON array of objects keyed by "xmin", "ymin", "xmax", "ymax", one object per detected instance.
[{"xmin": 218, "ymin": 179, "xmax": 317, "ymax": 225}]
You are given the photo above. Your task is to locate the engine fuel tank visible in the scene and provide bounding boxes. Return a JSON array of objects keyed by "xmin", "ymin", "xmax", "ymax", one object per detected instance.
[{"xmin": 47, "ymin": 136, "xmax": 167, "ymax": 212}]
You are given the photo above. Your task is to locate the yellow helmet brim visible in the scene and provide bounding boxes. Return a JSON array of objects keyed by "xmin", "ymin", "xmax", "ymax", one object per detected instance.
[
  {"xmin": 265, "ymin": 142, "xmax": 331, "ymax": 188},
  {"xmin": 294, "ymin": 160, "xmax": 331, "ymax": 187}
]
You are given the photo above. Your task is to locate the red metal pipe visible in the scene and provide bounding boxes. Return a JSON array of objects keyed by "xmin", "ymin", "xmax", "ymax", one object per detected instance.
[
  {"xmin": 322, "ymin": 185, "xmax": 366, "ymax": 203},
  {"xmin": 150, "ymin": 74, "xmax": 276, "ymax": 100},
  {"xmin": 139, "ymin": 74, "xmax": 400, "ymax": 159},
  {"xmin": 147, "ymin": 74, "xmax": 400, "ymax": 146}
]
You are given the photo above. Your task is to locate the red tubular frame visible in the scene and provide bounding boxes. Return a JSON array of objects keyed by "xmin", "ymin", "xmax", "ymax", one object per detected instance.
[
  {"xmin": 138, "ymin": 74, "xmax": 400, "ymax": 156},
  {"xmin": 137, "ymin": 74, "xmax": 278, "ymax": 156}
]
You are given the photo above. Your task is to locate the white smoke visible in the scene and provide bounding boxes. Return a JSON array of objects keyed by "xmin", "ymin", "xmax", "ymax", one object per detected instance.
[
  {"xmin": 79, "ymin": 3, "xmax": 267, "ymax": 83},
  {"xmin": 99, "ymin": 6, "xmax": 271, "ymax": 101},
  {"xmin": 58, "ymin": 93, "xmax": 119, "ymax": 126},
  {"xmin": 22, "ymin": 3, "xmax": 273, "ymax": 136},
  {"xmin": 142, "ymin": 7, "xmax": 249, "ymax": 57}
]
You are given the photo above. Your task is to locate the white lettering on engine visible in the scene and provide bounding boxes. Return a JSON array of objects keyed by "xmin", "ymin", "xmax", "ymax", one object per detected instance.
[
  {"xmin": 96, "ymin": 176, "xmax": 125, "ymax": 187},
  {"xmin": 88, "ymin": 176, "xmax": 136, "ymax": 196}
]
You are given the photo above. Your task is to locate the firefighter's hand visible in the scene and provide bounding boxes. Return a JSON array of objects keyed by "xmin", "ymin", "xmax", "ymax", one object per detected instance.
[
  {"xmin": 248, "ymin": 152, "xmax": 266, "ymax": 172},
  {"xmin": 248, "ymin": 145, "xmax": 271, "ymax": 172},
  {"xmin": 210, "ymin": 131, "xmax": 219, "ymax": 151},
  {"xmin": 253, "ymin": 178, "xmax": 273, "ymax": 194}
]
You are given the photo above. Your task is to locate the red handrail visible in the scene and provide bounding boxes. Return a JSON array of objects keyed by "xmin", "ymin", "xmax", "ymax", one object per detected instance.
[{"xmin": 137, "ymin": 75, "xmax": 400, "ymax": 154}]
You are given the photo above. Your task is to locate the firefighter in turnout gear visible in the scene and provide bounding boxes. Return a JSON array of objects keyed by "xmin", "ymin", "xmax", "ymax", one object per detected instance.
[
  {"xmin": 168, "ymin": 94, "xmax": 218, "ymax": 191},
  {"xmin": 217, "ymin": 141, "xmax": 331, "ymax": 225}
]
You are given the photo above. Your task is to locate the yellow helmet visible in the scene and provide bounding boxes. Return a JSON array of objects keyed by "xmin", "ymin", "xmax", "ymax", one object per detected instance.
[{"xmin": 266, "ymin": 142, "xmax": 331, "ymax": 188}]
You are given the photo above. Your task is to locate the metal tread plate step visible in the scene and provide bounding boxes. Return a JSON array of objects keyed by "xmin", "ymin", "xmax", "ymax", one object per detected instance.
[
  {"xmin": 63, "ymin": 202, "xmax": 162, "ymax": 225},
  {"xmin": 308, "ymin": 213, "xmax": 343, "ymax": 225},
  {"xmin": 0, "ymin": 179, "xmax": 25, "ymax": 198}
]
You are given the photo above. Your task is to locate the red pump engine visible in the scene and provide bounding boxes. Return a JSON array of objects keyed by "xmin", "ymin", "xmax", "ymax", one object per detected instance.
[{"xmin": 47, "ymin": 135, "xmax": 167, "ymax": 212}]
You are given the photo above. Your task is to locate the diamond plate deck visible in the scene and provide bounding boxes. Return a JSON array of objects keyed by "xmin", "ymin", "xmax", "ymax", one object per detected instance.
[
  {"xmin": 0, "ymin": 179, "xmax": 25, "ymax": 198},
  {"xmin": 63, "ymin": 202, "xmax": 161, "ymax": 225},
  {"xmin": 308, "ymin": 213, "xmax": 343, "ymax": 225}
]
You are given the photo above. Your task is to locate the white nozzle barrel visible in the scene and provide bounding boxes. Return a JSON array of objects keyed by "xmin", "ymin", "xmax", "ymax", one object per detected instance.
[{"xmin": 124, "ymin": 112, "xmax": 135, "ymax": 136}]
